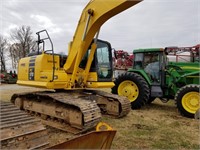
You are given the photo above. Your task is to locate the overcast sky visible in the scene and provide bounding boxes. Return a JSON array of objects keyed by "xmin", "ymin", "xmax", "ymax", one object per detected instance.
[{"xmin": 1, "ymin": 0, "xmax": 200, "ymax": 55}]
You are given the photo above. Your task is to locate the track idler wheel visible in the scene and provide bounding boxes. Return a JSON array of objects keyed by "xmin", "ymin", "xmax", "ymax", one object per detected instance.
[{"xmin": 14, "ymin": 97, "xmax": 23, "ymax": 110}]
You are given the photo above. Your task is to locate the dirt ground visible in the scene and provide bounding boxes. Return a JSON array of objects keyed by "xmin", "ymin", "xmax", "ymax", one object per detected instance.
[
  {"xmin": 0, "ymin": 84, "xmax": 74, "ymax": 148},
  {"xmin": 0, "ymin": 84, "xmax": 199, "ymax": 149}
]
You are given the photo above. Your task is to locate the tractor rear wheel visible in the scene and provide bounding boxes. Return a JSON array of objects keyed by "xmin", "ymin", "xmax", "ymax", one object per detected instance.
[
  {"xmin": 112, "ymin": 72, "xmax": 150, "ymax": 109},
  {"xmin": 147, "ymin": 97, "xmax": 155, "ymax": 104},
  {"xmin": 175, "ymin": 84, "xmax": 200, "ymax": 118}
]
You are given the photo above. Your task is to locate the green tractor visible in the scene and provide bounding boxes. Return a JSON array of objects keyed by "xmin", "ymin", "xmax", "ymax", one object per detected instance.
[{"xmin": 112, "ymin": 45, "xmax": 200, "ymax": 118}]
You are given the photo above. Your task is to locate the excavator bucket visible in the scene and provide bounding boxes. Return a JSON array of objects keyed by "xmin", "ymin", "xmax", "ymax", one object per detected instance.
[
  {"xmin": 48, "ymin": 131, "xmax": 116, "ymax": 149},
  {"xmin": 48, "ymin": 122, "xmax": 116, "ymax": 149}
]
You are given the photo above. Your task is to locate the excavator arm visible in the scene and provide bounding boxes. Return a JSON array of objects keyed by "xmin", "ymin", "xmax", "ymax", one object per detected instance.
[{"xmin": 64, "ymin": 0, "xmax": 142, "ymax": 87}]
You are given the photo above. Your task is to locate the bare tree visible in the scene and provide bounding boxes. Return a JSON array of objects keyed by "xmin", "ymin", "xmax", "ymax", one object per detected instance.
[
  {"xmin": 10, "ymin": 26, "xmax": 37, "ymax": 59},
  {"xmin": 0, "ymin": 35, "xmax": 8, "ymax": 72},
  {"xmin": 9, "ymin": 25, "xmax": 37, "ymax": 68},
  {"xmin": 9, "ymin": 43, "xmax": 20, "ymax": 69}
]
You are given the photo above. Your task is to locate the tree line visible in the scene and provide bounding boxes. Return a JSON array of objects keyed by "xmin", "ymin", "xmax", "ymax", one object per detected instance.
[{"xmin": 0, "ymin": 25, "xmax": 37, "ymax": 72}]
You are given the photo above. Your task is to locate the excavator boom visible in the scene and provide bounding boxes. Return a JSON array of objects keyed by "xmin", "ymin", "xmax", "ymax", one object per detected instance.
[{"xmin": 64, "ymin": 0, "xmax": 142, "ymax": 86}]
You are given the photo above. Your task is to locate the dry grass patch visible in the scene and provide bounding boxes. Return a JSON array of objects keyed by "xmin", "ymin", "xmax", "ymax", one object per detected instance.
[
  {"xmin": 0, "ymin": 85, "xmax": 199, "ymax": 149},
  {"xmin": 102, "ymin": 99, "xmax": 200, "ymax": 149}
]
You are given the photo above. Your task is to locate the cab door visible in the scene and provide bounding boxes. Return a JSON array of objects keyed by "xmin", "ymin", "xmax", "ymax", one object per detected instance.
[
  {"xmin": 79, "ymin": 39, "xmax": 113, "ymax": 82},
  {"xmin": 96, "ymin": 40, "xmax": 113, "ymax": 82}
]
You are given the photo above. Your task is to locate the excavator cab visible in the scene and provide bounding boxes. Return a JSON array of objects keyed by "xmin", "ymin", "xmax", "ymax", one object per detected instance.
[
  {"xmin": 19, "ymin": 29, "xmax": 114, "ymax": 89},
  {"xmin": 79, "ymin": 39, "xmax": 113, "ymax": 82}
]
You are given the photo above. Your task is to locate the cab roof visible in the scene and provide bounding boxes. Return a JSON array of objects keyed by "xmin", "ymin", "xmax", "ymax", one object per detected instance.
[{"xmin": 133, "ymin": 48, "xmax": 164, "ymax": 54}]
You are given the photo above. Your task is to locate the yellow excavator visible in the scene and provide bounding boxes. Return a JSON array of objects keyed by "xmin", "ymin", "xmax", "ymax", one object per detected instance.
[{"xmin": 11, "ymin": 0, "xmax": 142, "ymax": 133}]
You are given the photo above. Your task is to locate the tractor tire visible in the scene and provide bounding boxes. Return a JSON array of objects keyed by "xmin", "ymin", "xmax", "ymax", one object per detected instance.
[
  {"xmin": 195, "ymin": 108, "xmax": 200, "ymax": 119},
  {"xmin": 175, "ymin": 84, "xmax": 200, "ymax": 118},
  {"xmin": 112, "ymin": 72, "xmax": 150, "ymax": 109},
  {"xmin": 147, "ymin": 97, "xmax": 155, "ymax": 104}
]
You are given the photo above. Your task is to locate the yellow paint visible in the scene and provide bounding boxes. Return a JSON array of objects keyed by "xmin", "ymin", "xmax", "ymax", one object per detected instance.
[
  {"xmin": 182, "ymin": 92, "xmax": 200, "ymax": 114},
  {"xmin": 96, "ymin": 122, "xmax": 113, "ymax": 131},
  {"xmin": 118, "ymin": 80, "xmax": 139, "ymax": 102}
]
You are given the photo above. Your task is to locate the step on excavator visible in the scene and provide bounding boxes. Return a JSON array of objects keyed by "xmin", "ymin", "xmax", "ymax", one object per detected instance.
[{"xmin": 10, "ymin": 0, "xmax": 142, "ymax": 134}]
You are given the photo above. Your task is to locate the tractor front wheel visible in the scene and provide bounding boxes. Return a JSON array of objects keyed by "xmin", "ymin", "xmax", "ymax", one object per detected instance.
[
  {"xmin": 112, "ymin": 72, "xmax": 150, "ymax": 109},
  {"xmin": 175, "ymin": 84, "xmax": 200, "ymax": 118}
]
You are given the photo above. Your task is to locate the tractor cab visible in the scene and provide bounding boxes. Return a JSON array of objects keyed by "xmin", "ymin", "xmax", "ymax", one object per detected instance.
[
  {"xmin": 132, "ymin": 46, "xmax": 200, "ymax": 100},
  {"xmin": 133, "ymin": 48, "xmax": 165, "ymax": 83},
  {"xmin": 132, "ymin": 48, "xmax": 166, "ymax": 98}
]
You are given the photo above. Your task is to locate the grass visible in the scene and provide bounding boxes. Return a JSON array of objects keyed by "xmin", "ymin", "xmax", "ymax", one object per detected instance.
[
  {"xmin": 102, "ymin": 100, "xmax": 200, "ymax": 149},
  {"xmin": 1, "ymin": 85, "xmax": 199, "ymax": 149}
]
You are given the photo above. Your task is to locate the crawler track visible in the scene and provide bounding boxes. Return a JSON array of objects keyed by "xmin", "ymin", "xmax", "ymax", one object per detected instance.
[
  {"xmin": 11, "ymin": 91, "xmax": 101, "ymax": 134},
  {"xmin": 85, "ymin": 89, "xmax": 131, "ymax": 117},
  {"xmin": 0, "ymin": 101, "xmax": 49, "ymax": 149},
  {"xmin": 11, "ymin": 90, "xmax": 131, "ymax": 133}
]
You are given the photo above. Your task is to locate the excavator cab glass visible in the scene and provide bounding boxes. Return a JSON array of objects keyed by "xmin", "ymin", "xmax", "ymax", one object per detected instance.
[{"xmin": 80, "ymin": 39, "xmax": 113, "ymax": 81}]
